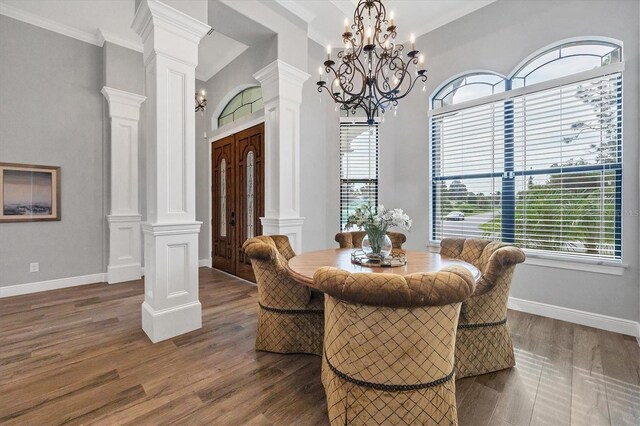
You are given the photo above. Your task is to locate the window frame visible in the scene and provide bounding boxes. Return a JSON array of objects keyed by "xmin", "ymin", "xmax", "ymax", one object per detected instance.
[
  {"xmin": 339, "ymin": 119, "xmax": 380, "ymax": 230},
  {"xmin": 429, "ymin": 44, "xmax": 625, "ymax": 265},
  {"xmin": 217, "ymin": 86, "xmax": 264, "ymax": 128}
]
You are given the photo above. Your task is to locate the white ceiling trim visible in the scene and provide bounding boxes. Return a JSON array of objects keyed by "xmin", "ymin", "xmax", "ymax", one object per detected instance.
[
  {"xmin": 406, "ymin": 0, "xmax": 496, "ymax": 44},
  {"xmin": 0, "ymin": 1, "xmax": 101, "ymax": 46},
  {"xmin": 307, "ymin": 26, "xmax": 328, "ymax": 47},
  {"xmin": 97, "ymin": 28, "xmax": 143, "ymax": 53},
  {"xmin": 328, "ymin": 0, "xmax": 356, "ymax": 20},
  {"xmin": 274, "ymin": 0, "xmax": 316, "ymax": 24}
]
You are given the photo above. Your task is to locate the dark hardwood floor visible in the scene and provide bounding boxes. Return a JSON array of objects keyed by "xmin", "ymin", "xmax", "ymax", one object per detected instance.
[{"xmin": 1, "ymin": 268, "xmax": 638, "ymax": 425}]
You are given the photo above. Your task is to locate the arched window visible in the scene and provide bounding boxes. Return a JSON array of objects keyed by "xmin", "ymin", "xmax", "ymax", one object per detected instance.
[
  {"xmin": 511, "ymin": 40, "xmax": 621, "ymax": 88},
  {"xmin": 430, "ymin": 38, "xmax": 623, "ymax": 262},
  {"xmin": 217, "ymin": 86, "xmax": 263, "ymax": 128},
  {"xmin": 432, "ymin": 73, "xmax": 506, "ymax": 108}
]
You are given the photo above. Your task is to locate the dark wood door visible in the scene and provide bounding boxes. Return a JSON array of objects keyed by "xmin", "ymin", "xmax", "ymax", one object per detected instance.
[
  {"xmin": 212, "ymin": 135, "xmax": 235, "ymax": 274},
  {"xmin": 234, "ymin": 124, "xmax": 265, "ymax": 281},
  {"xmin": 212, "ymin": 123, "xmax": 264, "ymax": 281}
]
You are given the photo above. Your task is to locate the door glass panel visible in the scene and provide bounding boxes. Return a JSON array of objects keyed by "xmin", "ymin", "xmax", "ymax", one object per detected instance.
[
  {"xmin": 246, "ymin": 151, "xmax": 255, "ymax": 239},
  {"xmin": 220, "ymin": 158, "xmax": 227, "ymax": 237}
]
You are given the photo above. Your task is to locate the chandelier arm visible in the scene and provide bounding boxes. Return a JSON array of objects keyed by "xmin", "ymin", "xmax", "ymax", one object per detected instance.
[
  {"xmin": 334, "ymin": 60, "xmax": 367, "ymax": 98},
  {"xmin": 319, "ymin": 0, "xmax": 428, "ymax": 123}
]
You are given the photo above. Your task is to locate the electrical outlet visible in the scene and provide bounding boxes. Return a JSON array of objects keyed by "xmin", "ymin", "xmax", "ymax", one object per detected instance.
[{"xmin": 30, "ymin": 262, "xmax": 39, "ymax": 273}]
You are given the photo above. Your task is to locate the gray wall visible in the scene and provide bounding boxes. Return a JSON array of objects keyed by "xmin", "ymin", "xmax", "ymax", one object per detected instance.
[
  {"xmin": 300, "ymin": 41, "xmax": 337, "ymax": 252},
  {"xmin": 103, "ymin": 42, "xmax": 144, "ymax": 95},
  {"xmin": 195, "ymin": 78, "xmax": 208, "ymax": 261},
  {"xmin": 0, "ymin": 16, "xmax": 105, "ymax": 286},
  {"xmin": 391, "ymin": 0, "xmax": 640, "ymax": 321}
]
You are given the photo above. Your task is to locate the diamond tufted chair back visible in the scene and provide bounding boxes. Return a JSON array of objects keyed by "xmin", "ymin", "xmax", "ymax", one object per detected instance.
[
  {"xmin": 314, "ymin": 266, "xmax": 476, "ymax": 426},
  {"xmin": 440, "ymin": 238, "xmax": 525, "ymax": 378},
  {"xmin": 334, "ymin": 231, "xmax": 407, "ymax": 249},
  {"xmin": 243, "ymin": 235, "xmax": 323, "ymax": 355}
]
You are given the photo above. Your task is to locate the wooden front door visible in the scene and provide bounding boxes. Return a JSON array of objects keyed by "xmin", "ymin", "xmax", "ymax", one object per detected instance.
[{"xmin": 212, "ymin": 123, "xmax": 264, "ymax": 281}]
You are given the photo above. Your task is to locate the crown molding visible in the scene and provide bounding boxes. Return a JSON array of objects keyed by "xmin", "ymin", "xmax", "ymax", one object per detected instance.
[
  {"xmin": 273, "ymin": 0, "xmax": 316, "ymax": 24},
  {"xmin": 307, "ymin": 25, "xmax": 327, "ymax": 47},
  {"xmin": 253, "ymin": 59, "xmax": 311, "ymax": 87},
  {"xmin": 0, "ymin": 2, "xmax": 100, "ymax": 46},
  {"xmin": 398, "ymin": 0, "xmax": 497, "ymax": 44},
  {"xmin": 97, "ymin": 28, "xmax": 143, "ymax": 53},
  {"xmin": 132, "ymin": 0, "xmax": 210, "ymax": 43},
  {"xmin": 101, "ymin": 86, "xmax": 146, "ymax": 106},
  {"xmin": 101, "ymin": 86, "xmax": 146, "ymax": 121},
  {"xmin": 328, "ymin": 0, "xmax": 357, "ymax": 19}
]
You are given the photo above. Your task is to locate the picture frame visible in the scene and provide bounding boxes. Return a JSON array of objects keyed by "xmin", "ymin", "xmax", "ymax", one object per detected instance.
[{"xmin": 0, "ymin": 162, "xmax": 61, "ymax": 223}]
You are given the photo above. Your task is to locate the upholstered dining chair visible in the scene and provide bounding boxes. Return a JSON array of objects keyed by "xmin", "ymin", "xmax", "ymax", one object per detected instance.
[
  {"xmin": 243, "ymin": 235, "xmax": 323, "ymax": 356},
  {"xmin": 440, "ymin": 238, "xmax": 526, "ymax": 379},
  {"xmin": 334, "ymin": 231, "xmax": 406, "ymax": 249},
  {"xmin": 314, "ymin": 266, "xmax": 476, "ymax": 426}
]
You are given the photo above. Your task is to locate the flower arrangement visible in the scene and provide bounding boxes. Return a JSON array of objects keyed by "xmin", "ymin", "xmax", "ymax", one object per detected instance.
[{"xmin": 345, "ymin": 204, "xmax": 412, "ymax": 257}]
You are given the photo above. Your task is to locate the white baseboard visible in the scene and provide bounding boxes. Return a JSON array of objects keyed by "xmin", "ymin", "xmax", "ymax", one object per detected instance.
[
  {"xmin": 508, "ymin": 296, "xmax": 640, "ymax": 341},
  {"xmin": 198, "ymin": 259, "xmax": 212, "ymax": 268},
  {"xmin": 107, "ymin": 263, "xmax": 142, "ymax": 284},
  {"xmin": 0, "ymin": 273, "xmax": 107, "ymax": 298}
]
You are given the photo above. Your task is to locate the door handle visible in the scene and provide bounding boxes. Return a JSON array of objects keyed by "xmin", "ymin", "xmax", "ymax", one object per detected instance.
[{"xmin": 230, "ymin": 211, "xmax": 235, "ymax": 226}]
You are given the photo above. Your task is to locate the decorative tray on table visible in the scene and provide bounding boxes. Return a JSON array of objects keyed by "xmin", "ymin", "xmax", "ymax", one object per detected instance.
[{"xmin": 351, "ymin": 250, "xmax": 407, "ymax": 267}]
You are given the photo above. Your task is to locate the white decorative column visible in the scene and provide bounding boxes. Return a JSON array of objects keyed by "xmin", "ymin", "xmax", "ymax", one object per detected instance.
[
  {"xmin": 101, "ymin": 87, "xmax": 146, "ymax": 284},
  {"xmin": 253, "ymin": 60, "xmax": 310, "ymax": 253},
  {"xmin": 132, "ymin": 0, "xmax": 209, "ymax": 343}
]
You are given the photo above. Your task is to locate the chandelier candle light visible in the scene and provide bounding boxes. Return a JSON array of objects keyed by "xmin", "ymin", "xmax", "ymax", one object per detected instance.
[
  {"xmin": 317, "ymin": 0, "xmax": 428, "ymax": 125},
  {"xmin": 195, "ymin": 89, "xmax": 207, "ymax": 114}
]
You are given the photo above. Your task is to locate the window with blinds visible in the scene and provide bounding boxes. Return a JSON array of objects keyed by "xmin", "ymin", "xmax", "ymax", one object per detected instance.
[
  {"xmin": 431, "ymin": 40, "xmax": 623, "ymax": 261},
  {"xmin": 340, "ymin": 122, "xmax": 379, "ymax": 230}
]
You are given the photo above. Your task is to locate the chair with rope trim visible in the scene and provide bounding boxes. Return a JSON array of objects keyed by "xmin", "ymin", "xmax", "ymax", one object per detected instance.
[
  {"xmin": 314, "ymin": 266, "xmax": 475, "ymax": 425},
  {"xmin": 243, "ymin": 235, "xmax": 323, "ymax": 356},
  {"xmin": 440, "ymin": 238, "xmax": 526, "ymax": 378}
]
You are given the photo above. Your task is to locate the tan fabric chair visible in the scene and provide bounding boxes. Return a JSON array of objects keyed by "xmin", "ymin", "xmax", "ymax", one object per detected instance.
[
  {"xmin": 243, "ymin": 235, "xmax": 323, "ymax": 356},
  {"xmin": 440, "ymin": 238, "xmax": 526, "ymax": 379},
  {"xmin": 335, "ymin": 231, "xmax": 406, "ymax": 249},
  {"xmin": 314, "ymin": 266, "xmax": 476, "ymax": 425}
]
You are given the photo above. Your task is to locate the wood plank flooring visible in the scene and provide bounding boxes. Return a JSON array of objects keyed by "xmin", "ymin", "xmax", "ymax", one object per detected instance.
[{"xmin": 1, "ymin": 268, "xmax": 638, "ymax": 425}]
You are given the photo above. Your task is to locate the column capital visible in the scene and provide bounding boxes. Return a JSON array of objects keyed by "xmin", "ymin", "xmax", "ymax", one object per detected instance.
[
  {"xmin": 253, "ymin": 59, "xmax": 310, "ymax": 104},
  {"xmin": 132, "ymin": 0, "xmax": 210, "ymax": 66},
  {"xmin": 101, "ymin": 86, "xmax": 146, "ymax": 120}
]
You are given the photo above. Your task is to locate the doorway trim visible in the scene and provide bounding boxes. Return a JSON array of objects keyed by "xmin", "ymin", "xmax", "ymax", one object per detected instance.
[{"xmin": 207, "ymin": 112, "xmax": 265, "ymax": 269}]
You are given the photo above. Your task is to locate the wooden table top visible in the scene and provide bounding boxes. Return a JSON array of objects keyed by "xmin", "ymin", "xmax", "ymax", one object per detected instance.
[{"xmin": 286, "ymin": 248, "xmax": 481, "ymax": 287}]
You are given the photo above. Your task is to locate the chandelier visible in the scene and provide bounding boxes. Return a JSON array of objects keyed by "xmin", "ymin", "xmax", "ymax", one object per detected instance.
[
  {"xmin": 195, "ymin": 89, "xmax": 207, "ymax": 114},
  {"xmin": 317, "ymin": 0, "xmax": 427, "ymax": 125}
]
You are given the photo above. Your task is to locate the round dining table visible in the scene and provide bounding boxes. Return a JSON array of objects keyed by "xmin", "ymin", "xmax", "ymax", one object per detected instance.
[{"xmin": 286, "ymin": 248, "xmax": 481, "ymax": 288}]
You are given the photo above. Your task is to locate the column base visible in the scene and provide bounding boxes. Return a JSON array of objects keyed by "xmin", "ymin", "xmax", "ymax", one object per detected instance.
[
  {"xmin": 141, "ymin": 221, "xmax": 202, "ymax": 343},
  {"xmin": 107, "ymin": 214, "xmax": 142, "ymax": 284},
  {"xmin": 260, "ymin": 217, "xmax": 305, "ymax": 253},
  {"xmin": 142, "ymin": 300, "xmax": 202, "ymax": 343},
  {"xmin": 108, "ymin": 263, "xmax": 143, "ymax": 284}
]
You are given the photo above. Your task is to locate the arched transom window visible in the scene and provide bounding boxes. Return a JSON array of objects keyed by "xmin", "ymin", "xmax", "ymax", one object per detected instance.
[
  {"xmin": 430, "ymin": 38, "xmax": 624, "ymax": 262},
  {"xmin": 432, "ymin": 73, "xmax": 506, "ymax": 109},
  {"xmin": 512, "ymin": 40, "xmax": 621, "ymax": 88},
  {"xmin": 218, "ymin": 86, "xmax": 263, "ymax": 128}
]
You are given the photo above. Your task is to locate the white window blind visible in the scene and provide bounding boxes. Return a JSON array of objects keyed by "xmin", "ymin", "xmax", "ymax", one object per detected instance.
[
  {"xmin": 340, "ymin": 122, "xmax": 379, "ymax": 229},
  {"xmin": 432, "ymin": 72, "xmax": 622, "ymax": 261}
]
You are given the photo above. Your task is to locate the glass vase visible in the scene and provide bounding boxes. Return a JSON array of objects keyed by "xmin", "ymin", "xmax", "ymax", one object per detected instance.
[{"xmin": 362, "ymin": 229, "xmax": 392, "ymax": 260}]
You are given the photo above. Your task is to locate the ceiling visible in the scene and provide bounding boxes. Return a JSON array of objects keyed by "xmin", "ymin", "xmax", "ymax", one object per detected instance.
[
  {"xmin": 0, "ymin": 0, "xmax": 248, "ymax": 81},
  {"xmin": 275, "ymin": 0, "xmax": 497, "ymax": 47},
  {"xmin": 0, "ymin": 0, "xmax": 496, "ymax": 81}
]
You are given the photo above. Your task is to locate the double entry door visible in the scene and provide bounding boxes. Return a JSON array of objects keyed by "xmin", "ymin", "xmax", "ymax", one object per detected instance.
[{"xmin": 212, "ymin": 123, "xmax": 264, "ymax": 282}]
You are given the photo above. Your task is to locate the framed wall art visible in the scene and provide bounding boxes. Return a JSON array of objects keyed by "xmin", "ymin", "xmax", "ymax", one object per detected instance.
[{"xmin": 0, "ymin": 163, "xmax": 61, "ymax": 223}]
